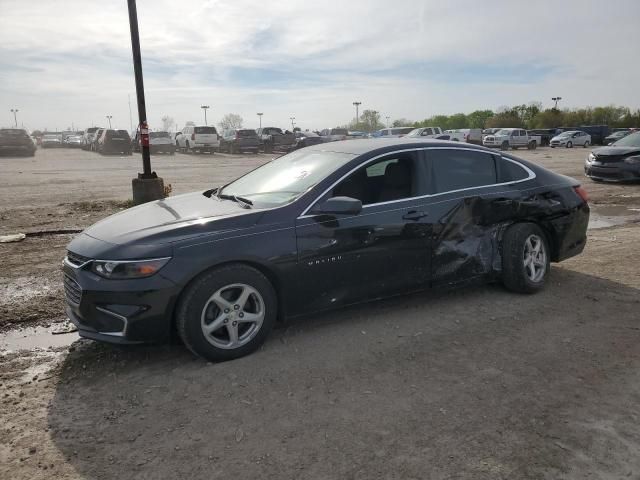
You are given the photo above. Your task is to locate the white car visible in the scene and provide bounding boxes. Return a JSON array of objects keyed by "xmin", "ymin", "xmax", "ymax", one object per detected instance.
[
  {"xmin": 483, "ymin": 128, "xmax": 540, "ymax": 150},
  {"xmin": 176, "ymin": 125, "xmax": 219, "ymax": 154},
  {"xmin": 550, "ymin": 130, "xmax": 591, "ymax": 148},
  {"xmin": 372, "ymin": 127, "xmax": 414, "ymax": 138}
]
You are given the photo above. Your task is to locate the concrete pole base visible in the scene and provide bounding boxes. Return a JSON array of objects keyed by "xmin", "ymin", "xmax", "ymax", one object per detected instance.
[{"xmin": 132, "ymin": 176, "xmax": 165, "ymax": 205}]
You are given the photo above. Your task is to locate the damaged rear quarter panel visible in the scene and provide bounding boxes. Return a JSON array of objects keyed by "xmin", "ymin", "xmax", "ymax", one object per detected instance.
[{"xmin": 430, "ymin": 182, "xmax": 588, "ymax": 287}]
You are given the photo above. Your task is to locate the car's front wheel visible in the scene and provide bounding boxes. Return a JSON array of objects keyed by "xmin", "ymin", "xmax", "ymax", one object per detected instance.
[
  {"xmin": 566, "ymin": 141, "xmax": 573, "ymax": 148},
  {"xmin": 501, "ymin": 223, "xmax": 550, "ymax": 294},
  {"xmin": 176, "ymin": 264, "xmax": 277, "ymax": 362}
]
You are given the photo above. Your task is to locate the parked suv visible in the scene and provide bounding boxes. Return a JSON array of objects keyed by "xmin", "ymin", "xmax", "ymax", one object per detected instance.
[
  {"xmin": 133, "ymin": 131, "xmax": 175, "ymax": 154},
  {"xmin": 96, "ymin": 129, "xmax": 132, "ymax": 155},
  {"xmin": 372, "ymin": 127, "xmax": 414, "ymax": 138},
  {"xmin": 0, "ymin": 128, "xmax": 36, "ymax": 156},
  {"xmin": 81, "ymin": 127, "xmax": 100, "ymax": 150},
  {"xmin": 90, "ymin": 128, "xmax": 105, "ymax": 151},
  {"xmin": 219, "ymin": 129, "xmax": 260, "ymax": 154},
  {"xmin": 176, "ymin": 125, "xmax": 219, "ymax": 154}
]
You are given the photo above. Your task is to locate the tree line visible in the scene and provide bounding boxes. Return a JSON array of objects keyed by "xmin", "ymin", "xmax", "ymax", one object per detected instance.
[{"xmin": 408, "ymin": 103, "xmax": 640, "ymax": 131}]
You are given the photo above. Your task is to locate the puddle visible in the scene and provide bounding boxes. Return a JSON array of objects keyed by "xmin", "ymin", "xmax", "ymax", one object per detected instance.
[
  {"xmin": 588, "ymin": 205, "xmax": 640, "ymax": 230},
  {"xmin": 0, "ymin": 325, "xmax": 78, "ymax": 352}
]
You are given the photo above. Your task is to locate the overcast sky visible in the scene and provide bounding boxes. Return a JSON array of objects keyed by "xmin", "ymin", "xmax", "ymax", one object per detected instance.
[{"xmin": 1, "ymin": 0, "xmax": 639, "ymax": 132}]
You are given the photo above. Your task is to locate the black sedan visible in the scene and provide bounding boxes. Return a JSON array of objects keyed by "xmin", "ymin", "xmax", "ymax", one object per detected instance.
[
  {"xmin": 585, "ymin": 131, "xmax": 640, "ymax": 182},
  {"xmin": 64, "ymin": 139, "xmax": 589, "ymax": 361},
  {"xmin": 293, "ymin": 131, "xmax": 324, "ymax": 150}
]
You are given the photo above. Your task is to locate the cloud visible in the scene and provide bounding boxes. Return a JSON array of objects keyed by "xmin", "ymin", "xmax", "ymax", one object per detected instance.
[{"xmin": 1, "ymin": 0, "xmax": 638, "ymax": 131}]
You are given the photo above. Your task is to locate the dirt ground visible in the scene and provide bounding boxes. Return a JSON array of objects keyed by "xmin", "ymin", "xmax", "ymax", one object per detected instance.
[{"xmin": 1, "ymin": 146, "xmax": 640, "ymax": 479}]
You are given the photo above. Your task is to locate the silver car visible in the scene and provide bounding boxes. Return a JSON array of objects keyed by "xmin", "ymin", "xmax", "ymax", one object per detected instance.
[{"xmin": 550, "ymin": 130, "xmax": 591, "ymax": 148}]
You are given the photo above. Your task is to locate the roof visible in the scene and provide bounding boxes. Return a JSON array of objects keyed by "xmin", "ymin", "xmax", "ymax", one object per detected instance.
[{"xmin": 304, "ymin": 137, "xmax": 493, "ymax": 155}]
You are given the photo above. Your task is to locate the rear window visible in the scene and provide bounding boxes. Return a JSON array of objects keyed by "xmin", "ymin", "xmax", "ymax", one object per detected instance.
[
  {"xmin": 0, "ymin": 129, "xmax": 28, "ymax": 137},
  {"xmin": 105, "ymin": 130, "xmax": 129, "ymax": 139},
  {"xmin": 86, "ymin": 127, "xmax": 98, "ymax": 133},
  {"xmin": 266, "ymin": 128, "xmax": 283, "ymax": 135},
  {"xmin": 430, "ymin": 149, "xmax": 497, "ymax": 193},
  {"xmin": 330, "ymin": 129, "xmax": 348, "ymax": 135},
  {"xmin": 237, "ymin": 130, "xmax": 257, "ymax": 137},
  {"xmin": 392, "ymin": 127, "xmax": 414, "ymax": 135},
  {"xmin": 150, "ymin": 132, "xmax": 170, "ymax": 138},
  {"xmin": 194, "ymin": 126, "xmax": 217, "ymax": 134}
]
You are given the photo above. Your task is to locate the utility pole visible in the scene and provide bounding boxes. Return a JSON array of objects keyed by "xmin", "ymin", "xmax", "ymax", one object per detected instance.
[
  {"xmin": 352, "ymin": 101, "xmax": 361, "ymax": 123},
  {"xmin": 127, "ymin": 0, "xmax": 164, "ymax": 204},
  {"xmin": 290, "ymin": 116, "xmax": 296, "ymax": 130},
  {"xmin": 10, "ymin": 109, "xmax": 18, "ymax": 127},
  {"xmin": 552, "ymin": 97, "xmax": 562, "ymax": 109},
  {"xmin": 106, "ymin": 115, "xmax": 113, "ymax": 128},
  {"xmin": 201, "ymin": 105, "xmax": 210, "ymax": 125},
  {"xmin": 257, "ymin": 112, "xmax": 263, "ymax": 129}
]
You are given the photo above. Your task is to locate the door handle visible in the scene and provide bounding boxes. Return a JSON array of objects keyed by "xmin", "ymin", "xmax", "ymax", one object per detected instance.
[{"xmin": 403, "ymin": 210, "xmax": 428, "ymax": 221}]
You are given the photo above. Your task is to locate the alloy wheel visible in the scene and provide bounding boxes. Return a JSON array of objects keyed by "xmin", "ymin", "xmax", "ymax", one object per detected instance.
[
  {"xmin": 523, "ymin": 234, "xmax": 546, "ymax": 283},
  {"xmin": 200, "ymin": 283, "xmax": 265, "ymax": 349}
]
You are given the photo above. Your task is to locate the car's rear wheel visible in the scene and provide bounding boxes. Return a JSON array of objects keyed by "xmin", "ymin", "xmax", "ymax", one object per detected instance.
[
  {"xmin": 567, "ymin": 141, "xmax": 573, "ymax": 148},
  {"xmin": 176, "ymin": 264, "xmax": 277, "ymax": 362},
  {"xmin": 583, "ymin": 141, "xmax": 590, "ymax": 148},
  {"xmin": 501, "ymin": 223, "xmax": 550, "ymax": 294}
]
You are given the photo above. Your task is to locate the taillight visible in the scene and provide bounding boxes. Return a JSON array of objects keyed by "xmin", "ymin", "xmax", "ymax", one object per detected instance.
[
  {"xmin": 235, "ymin": 132, "xmax": 240, "ymax": 140},
  {"xmin": 574, "ymin": 185, "xmax": 589, "ymax": 203},
  {"xmin": 191, "ymin": 133, "xmax": 195, "ymax": 141}
]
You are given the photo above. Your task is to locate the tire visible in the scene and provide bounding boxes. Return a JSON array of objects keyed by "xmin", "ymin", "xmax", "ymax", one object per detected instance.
[
  {"xmin": 583, "ymin": 141, "xmax": 590, "ymax": 148},
  {"xmin": 511, "ymin": 146, "xmax": 518, "ymax": 150},
  {"xmin": 500, "ymin": 142, "xmax": 509, "ymax": 151},
  {"xmin": 566, "ymin": 141, "xmax": 573, "ymax": 148},
  {"xmin": 185, "ymin": 141, "xmax": 191, "ymax": 153},
  {"xmin": 176, "ymin": 264, "xmax": 277, "ymax": 362},
  {"xmin": 531, "ymin": 141, "xmax": 537, "ymax": 150},
  {"xmin": 501, "ymin": 223, "xmax": 550, "ymax": 294},
  {"xmin": 230, "ymin": 143, "xmax": 237, "ymax": 154}
]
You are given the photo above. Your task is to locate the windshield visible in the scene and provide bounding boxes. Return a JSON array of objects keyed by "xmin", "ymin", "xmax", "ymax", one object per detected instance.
[
  {"xmin": 406, "ymin": 129, "xmax": 421, "ymax": 136},
  {"xmin": 610, "ymin": 131, "xmax": 640, "ymax": 147},
  {"xmin": 220, "ymin": 149, "xmax": 355, "ymax": 207},
  {"xmin": 237, "ymin": 129, "xmax": 257, "ymax": 137},
  {"xmin": 557, "ymin": 132, "xmax": 574, "ymax": 137}
]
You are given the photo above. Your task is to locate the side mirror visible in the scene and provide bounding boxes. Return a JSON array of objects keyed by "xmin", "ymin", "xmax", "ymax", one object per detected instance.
[
  {"xmin": 314, "ymin": 196, "xmax": 362, "ymax": 215},
  {"xmin": 608, "ymin": 142, "xmax": 612, "ymax": 146}
]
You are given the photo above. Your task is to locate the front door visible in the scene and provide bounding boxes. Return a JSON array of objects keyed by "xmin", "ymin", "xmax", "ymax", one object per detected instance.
[{"xmin": 292, "ymin": 150, "xmax": 432, "ymax": 314}]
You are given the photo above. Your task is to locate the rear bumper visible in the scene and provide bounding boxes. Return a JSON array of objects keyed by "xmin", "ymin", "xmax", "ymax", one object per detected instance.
[
  {"xmin": 550, "ymin": 202, "xmax": 590, "ymax": 262},
  {"xmin": 0, "ymin": 144, "xmax": 36, "ymax": 154}
]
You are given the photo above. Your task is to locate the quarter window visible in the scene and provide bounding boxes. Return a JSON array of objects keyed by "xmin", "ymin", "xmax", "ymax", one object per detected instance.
[
  {"xmin": 430, "ymin": 149, "xmax": 497, "ymax": 193},
  {"xmin": 498, "ymin": 157, "xmax": 530, "ymax": 182}
]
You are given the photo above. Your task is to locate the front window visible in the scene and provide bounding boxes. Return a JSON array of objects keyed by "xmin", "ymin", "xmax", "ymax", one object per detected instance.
[
  {"xmin": 323, "ymin": 151, "xmax": 423, "ymax": 206},
  {"xmin": 221, "ymin": 149, "xmax": 355, "ymax": 208}
]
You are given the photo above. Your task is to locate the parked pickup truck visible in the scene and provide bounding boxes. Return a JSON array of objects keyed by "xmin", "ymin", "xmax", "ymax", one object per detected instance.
[
  {"xmin": 482, "ymin": 128, "xmax": 540, "ymax": 150},
  {"xmin": 256, "ymin": 127, "xmax": 296, "ymax": 153}
]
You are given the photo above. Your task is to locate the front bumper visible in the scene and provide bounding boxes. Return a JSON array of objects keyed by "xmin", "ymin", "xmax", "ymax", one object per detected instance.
[
  {"xmin": 63, "ymin": 260, "xmax": 180, "ymax": 344},
  {"xmin": 584, "ymin": 161, "xmax": 640, "ymax": 182}
]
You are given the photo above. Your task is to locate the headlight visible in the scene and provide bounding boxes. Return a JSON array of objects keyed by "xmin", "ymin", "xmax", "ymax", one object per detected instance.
[
  {"xmin": 588, "ymin": 153, "xmax": 596, "ymax": 162},
  {"xmin": 624, "ymin": 155, "xmax": 640, "ymax": 165},
  {"xmin": 91, "ymin": 257, "xmax": 170, "ymax": 279}
]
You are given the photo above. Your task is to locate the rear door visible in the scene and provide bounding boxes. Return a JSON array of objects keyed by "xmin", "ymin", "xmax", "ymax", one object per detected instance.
[
  {"xmin": 294, "ymin": 149, "xmax": 432, "ymax": 313},
  {"xmin": 425, "ymin": 148, "xmax": 524, "ymax": 286}
]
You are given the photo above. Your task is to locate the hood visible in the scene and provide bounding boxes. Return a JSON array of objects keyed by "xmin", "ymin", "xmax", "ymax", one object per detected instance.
[
  {"xmin": 82, "ymin": 192, "xmax": 260, "ymax": 246},
  {"xmin": 592, "ymin": 146, "xmax": 640, "ymax": 156}
]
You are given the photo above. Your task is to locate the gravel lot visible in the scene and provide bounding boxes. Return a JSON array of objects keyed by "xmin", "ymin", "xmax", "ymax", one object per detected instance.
[{"xmin": 1, "ymin": 145, "xmax": 640, "ymax": 479}]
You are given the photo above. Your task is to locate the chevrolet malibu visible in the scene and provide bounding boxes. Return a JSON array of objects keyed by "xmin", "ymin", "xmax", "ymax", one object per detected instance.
[{"xmin": 64, "ymin": 139, "xmax": 589, "ymax": 361}]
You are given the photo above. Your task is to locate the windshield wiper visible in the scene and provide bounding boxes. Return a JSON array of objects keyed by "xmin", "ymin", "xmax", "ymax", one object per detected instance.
[{"xmin": 217, "ymin": 193, "xmax": 253, "ymax": 208}]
